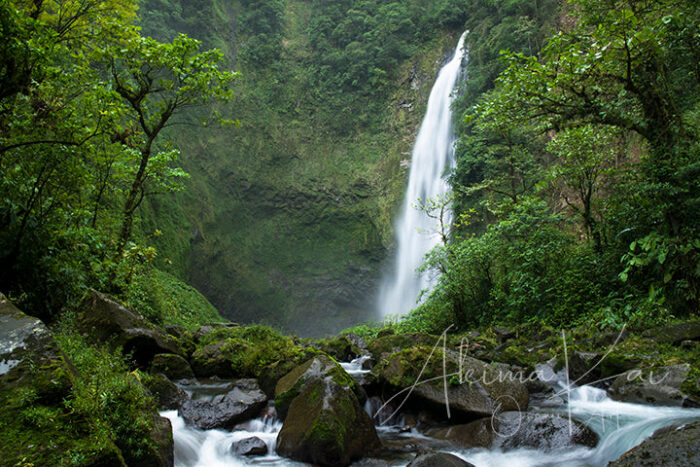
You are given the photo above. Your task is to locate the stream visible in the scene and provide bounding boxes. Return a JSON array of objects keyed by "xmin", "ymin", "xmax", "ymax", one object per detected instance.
[{"xmin": 161, "ymin": 357, "xmax": 700, "ymax": 467}]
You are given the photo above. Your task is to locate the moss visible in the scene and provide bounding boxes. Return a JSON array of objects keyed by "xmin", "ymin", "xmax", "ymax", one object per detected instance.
[{"xmin": 124, "ymin": 267, "xmax": 223, "ymax": 329}]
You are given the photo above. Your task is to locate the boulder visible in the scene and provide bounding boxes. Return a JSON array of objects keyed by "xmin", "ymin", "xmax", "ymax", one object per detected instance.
[
  {"xmin": 276, "ymin": 378, "xmax": 380, "ymax": 466},
  {"xmin": 609, "ymin": 364, "xmax": 698, "ymax": 407},
  {"xmin": 232, "ymin": 436, "xmax": 268, "ymax": 456},
  {"xmin": 76, "ymin": 290, "xmax": 181, "ymax": 367},
  {"xmin": 151, "ymin": 353, "xmax": 194, "ymax": 380},
  {"xmin": 556, "ymin": 352, "xmax": 602, "ymax": 386},
  {"xmin": 192, "ymin": 322, "xmax": 239, "ymax": 342},
  {"xmin": 317, "ymin": 335, "xmax": 361, "ymax": 362},
  {"xmin": 274, "ymin": 355, "xmax": 360, "ymax": 419},
  {"xmin": 143, "ymin": 374, "xmax": 189, "ymax": 410},
  {"xmin": 493, "ymin": 327, "xmax": 516, "ymax": 342},
  {"xmin": 374, "ymin": 346, "xmax": 529, "ymax": 419},
  {"xmin": 608, "ymin": 421, "xmax": 700, "ymax": 466},
  {"xmin": 190, "ymin": 342, "xmax": 234, "ymax": 377},
  {"xmin": 407, "ymin": 452, "xmax": 474, "ymax": 467},
  {"xmin": 179, "ymin": 378, "xmax": 267, "ymax": 429},
  {"xmin": 430, "ymin": 412, "xmax": 598, "ymax": 451},
  {"xmin": 150, "ymin": 415, "xmax": 174, "ymax": 467},
  {"xmin": 643, "ymin": 322, "xmax": 700, "ymax": 345}
]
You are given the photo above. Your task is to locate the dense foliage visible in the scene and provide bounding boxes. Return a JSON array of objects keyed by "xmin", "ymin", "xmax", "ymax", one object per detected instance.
[
  {"xmin": 414, "ymin": 0, "xmax": 700, "ymax": 333},
  {"xmin": 0, "ymin": 0, "xmax": 234, "ymax": 321}
]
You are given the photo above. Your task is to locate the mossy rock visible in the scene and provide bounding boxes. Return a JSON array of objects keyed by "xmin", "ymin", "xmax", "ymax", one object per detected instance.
[
  {"xmin": 190, "ymin": 325, "xmax": 305, "ymax": 378},
  {"xmin": 373, "ymin": 345, "xmax": 529, "ymax": 418},
  {"xmin": 275, "ymin": 378, "xmax": 380, "ymax": 466},
  {"xmin": 367, "ymin": 332, "xmax": 438, "ymax": 360},
  {"xmin": 151, "ymin": 353, "xmax": 195, "ymax": 380},
  {"xmin": 258, "ymin": 347, "xmax": 323, "ymax": 397},
  {"xmin": 315, "ymin": 335, "xmax": 362, "ymax": 362},
  {"xmin": 143, "ymin": 373, "xmax": 189, "ymax": 410},
  {"xmin": 274, "ymin": 355, "xmax": 360, "ymax": 419}
]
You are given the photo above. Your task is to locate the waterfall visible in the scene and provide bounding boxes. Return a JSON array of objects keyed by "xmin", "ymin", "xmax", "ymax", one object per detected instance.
[{"xmin": 377, "ymin": 31, "xmax": 468, "ymax": 318}]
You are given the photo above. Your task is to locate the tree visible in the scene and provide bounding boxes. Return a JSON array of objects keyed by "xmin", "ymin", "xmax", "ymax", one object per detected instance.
[{"xmin": 108, "ymin": 33, "xmax": 237, "ymax": 257}]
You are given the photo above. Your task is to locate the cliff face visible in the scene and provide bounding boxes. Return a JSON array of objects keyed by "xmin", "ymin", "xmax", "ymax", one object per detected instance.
[{"xmin": 138, "ymin": 0, "xmax": 465, "ymax": 335}]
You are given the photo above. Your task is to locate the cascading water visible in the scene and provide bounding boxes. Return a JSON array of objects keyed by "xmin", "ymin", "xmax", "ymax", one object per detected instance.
[{"xmin": 377, "ymin": 31, "xmax": 468, "ymax": 318}]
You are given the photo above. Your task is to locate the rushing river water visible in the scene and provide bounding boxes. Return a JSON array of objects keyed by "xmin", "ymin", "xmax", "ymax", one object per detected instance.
[
  {"xmin": 162, "ymin": 365, "xmax": 700, "ymax": 467},
  {"xmin": 377, "ymin": 31, "xmax": 468, "ymax": 319}
]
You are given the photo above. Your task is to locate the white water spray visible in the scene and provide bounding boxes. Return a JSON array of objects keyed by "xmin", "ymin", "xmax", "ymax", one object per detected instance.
[{"xmin": 377, "ymin": 31, "xmax": 468, "ymax": 318}]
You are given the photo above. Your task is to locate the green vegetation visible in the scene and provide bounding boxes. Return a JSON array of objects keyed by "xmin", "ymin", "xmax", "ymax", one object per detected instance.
[
  {"xmin": 0, "ymin": 0, "xmax": 231, "ymax": 326},
  {"xmin": 409, "ymin": 0, "xmax": 699, "ymax": 332},
  {"xmin": 0, "ymin": 324, "xmax": 164, "ymax": 466}
]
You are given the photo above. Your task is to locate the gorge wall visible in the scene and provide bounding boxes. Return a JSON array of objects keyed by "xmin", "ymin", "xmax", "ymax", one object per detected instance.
[{"xmin": 137, "ymin": 0, "xmax": 468, "ymax": 335}]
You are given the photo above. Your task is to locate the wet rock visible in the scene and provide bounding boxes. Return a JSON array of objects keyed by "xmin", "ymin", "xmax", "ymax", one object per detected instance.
[
  {"xmin": 317, "ymin": 335, "xmax": 361, "ymax": 362},
  {"xmin": 430, "ymin": 412, "xmax": 598, "ymax": 451},
  {"xmin": 232, "ymin": 436, "xmax": 268, "ymax": 456},
  {"xmin": 143, "ymin": 374, "xmax": 189, "ymax": 410},
  {"xmin": 609, "ymin": 364, "xmax": 698, "ymax": 407},
  {"xmin": 76, "ymin": 290, "xmax": 181, "ymax": 367},
  {"xmin": 374, "ymin": 346, "xmax": 529, "ymax": 419},
  {"xmin": 151, "ymin": 353, "xmax": 194, "ymax": 380},
  {"xmin": 556, "ymin": 352, "xmax": 602, "ymax": 386},
  {"xmin": 276, "ymin": 378, "xmax": 380, "ymax": 466},
  {"xmin": 407, "ymin": 452, "xmax": 474, "ymax": 467},
  {"xmin": 275, "ymin": 355, "xmax": 360, "ymax": 419},
  {"xmin": 643, "ymin": 321, "xmax": 700, "ymax": 345},
  {"xmin": 179, "ymin": 378, "xmax": 267, "ymax": 429},
  {"xmin": 608, "ymin": 421, "xmax": 700, "ymax": 466}
]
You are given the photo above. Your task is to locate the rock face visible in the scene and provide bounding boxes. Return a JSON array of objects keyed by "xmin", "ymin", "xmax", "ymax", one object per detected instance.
[
  {"xmin": 150, "ymin": 414, "xmax": 175, "ymax": 467},
  {"xmin": 276, "ymin": 378, "xmax": 380, "ymax": 466},
  {"xmin": 430, "ymin": 412, "xmax": 598, "ymax": 451},
  {"xmin": 179, "ymin": 378, "xmax": 267, "ymax": 429},
  {"xmin": 375, "ymin": 346, "xmax": 529, "ymax": 419},
  {"xmin": 151, "ymin": 353, "xmax": 195, "ymax": 380},
  {"xmin": 232, "ymin": 436, "xmax": 268, "ymax": 456},
  {"xmin": 77, "ymin": 290, "xmax": 181, "ymax": 367},
  {"xmin": 407, "ymin": 452, "xmax": 475, "ymax": 467},
  {"xmin": 609, "ymin": 364, "xmax": 698, "ymax": 407},
  {"xmin": 274, "ymin": 355, "xmax": 360, "ymax": 419},
  {"xmin": 608, "ymin": 421, "xmax": 700, "ymax": 466}
]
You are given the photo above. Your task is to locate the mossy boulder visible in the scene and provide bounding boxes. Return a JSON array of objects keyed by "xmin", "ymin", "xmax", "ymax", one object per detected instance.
[
  {"xmin": 190, "ymin": 325, "xmax": 304, "ymax": 378},
  {"xmin": 316, "ymin": 335, "xmax": 362, "ymax": 361},
  {"xmin": 431, "ymin": 412, "xmax": 597, "ymax": 450},
  {"xmin": 367, "ymin": 332, "xmax": 437, "ymax": 360},
  {"xmin": 374, "ymin": 346, "xmax": 529, "ymax": 419},
  {"xmin": 258, "ymin": 347, "xmax": 323, "ymax": 397},
  {"xmin": 76, "ymin": 289, "xmax": 181, "ymax": 367},
  {"xmin": 276, "ymin": 378, "xmax": 380, "ymax": 466},
  {"xmin": 151, "ymin": 353, "xmax": 194, "ymax": 380},
  {"xmin": 143, "ymin": 373, "xmax": 189, "ymax": 410},
  {"xmin": 274, "ymin": 355, "xmax": 360, "ymax": 419},
  {"xmin": 608, "ymin": 421, "xmax": 700, "ymax": 466}
]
